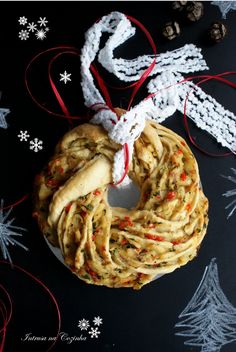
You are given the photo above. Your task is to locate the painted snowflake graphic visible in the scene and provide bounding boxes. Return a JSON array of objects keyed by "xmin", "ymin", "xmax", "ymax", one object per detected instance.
[
  {"xmin": 60, "ymin": 71, "xmax": 71, "ymax": 84},
  {"xmin": 18, "ymin": 16, "xmax": 27, "ymax": 26},
  {"xmin": 78, "ymin": 319, "xmax": 90, "ymax": 331},
  {"xmin": 93, "ymin": 316, "xmax": 103, "ymax": 326},
  {"xmin": 88, "ymin": 327, "xmax": 100, "ymax": 339},
  {"xmin": 35, "ymin": 29, "xmax": 47, "ymax": 40},
  {"xmin": 212, "ymin": 1, "xmax": 236, "ymax": 18},
  {"xmin": 19, "ymin": 30, "xmax": 29, "ymax": 41},
  {"xmin": 18, "ymin": 16, "xmax": 49, "ymax": 41},
  {"xmin": 17, "ymin": 130, "xmax": 30, "ymax": 142},
  {"xmin": 29, "ymin": 138, "xmax": 43, "ymax": 152},
  {"xmin": 221, "ymin": 168, "xmax": 236, "ymax": 219},
  {"xmin": 0, "ymin": 199, "xmax": 28, "ymax": 264},
  {"xmin": 38, "ymin": 17, "xmax": 48, "ymax": 27},
  {"xmin": 27, "ymin": 22, "xmax": 37, "ymax": 32},
  {"xmin": 0, "ymin": 108, "xmax": 10, "ymax": 129}
]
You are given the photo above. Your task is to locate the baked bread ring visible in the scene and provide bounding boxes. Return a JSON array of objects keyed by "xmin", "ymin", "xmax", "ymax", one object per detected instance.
[{"xmin": 34, "ymin": 112, "xmax": 208, "ymax": 289}]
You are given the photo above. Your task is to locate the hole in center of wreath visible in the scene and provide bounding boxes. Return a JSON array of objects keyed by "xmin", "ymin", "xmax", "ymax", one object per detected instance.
[{"xmin": 108, "ymin": 180, "xmax": 141, "ymax": 209}]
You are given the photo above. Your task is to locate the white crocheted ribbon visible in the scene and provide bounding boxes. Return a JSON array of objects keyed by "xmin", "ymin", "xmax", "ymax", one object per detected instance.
[
  {"xmin": 99, "ymin": 42, "xmax": 208, "ymax": 81},
  {"xmin": 80, "ymin": 11, "xmax": 236, "ymax": 186},
  {"xmin": 147, "ymin": 71, "xmax": 236, "ymax": 152}
]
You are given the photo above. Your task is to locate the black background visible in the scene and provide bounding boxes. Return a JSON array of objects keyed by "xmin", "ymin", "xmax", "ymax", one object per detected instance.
[{"xmin": 1, "ymin": 1, "xmax": 236, "ymax": 351}]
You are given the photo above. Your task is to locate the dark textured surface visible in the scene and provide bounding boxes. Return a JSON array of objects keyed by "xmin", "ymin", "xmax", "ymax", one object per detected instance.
[{"xmin": 1, "ymin": 2, "xmax": 236, "ymax": 351}]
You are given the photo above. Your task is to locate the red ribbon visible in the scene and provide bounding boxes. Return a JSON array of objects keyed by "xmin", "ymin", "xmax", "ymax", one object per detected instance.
[
  {"xmin": 25, "ymin": 14, "xmax": 236, "ymax": 187},
  {"xmin": 88, "ymin": 15, "xmax": 157, "ymax": 184},
  {"xmin": 126, "ymin": 15, "xmax": 157, "ymax": 110},
  {"xmin": 25, "ymin": 46, "xmax": 82, "ymax": 120},
  {"xmin": 0, "ymin": 194, "xmax": 29, "ymax": 211},
  {"xmin": 113, "ymin": 143, "xmax": 130, "ymax": 186},
  {"xmin": 0, "ymin": 284, "xmax": 12, "ymax": 352},
  {"xmin": 0, "ymin": 261, "xmax": 61, "ymax": 352},
  {"xmin": 24, "ymin": 14, "xmax": 158, "ymax": 185},
  {"xmin": 182, "ymin": 72, "xmax": 236, "ymax": 157},
  {"xmin": 146, "ymin": 71, "xmax": 236, "ymax": 157},
  {"xmin": 90, "ymin": 64, "xmax": 115, "ymax": 112}
]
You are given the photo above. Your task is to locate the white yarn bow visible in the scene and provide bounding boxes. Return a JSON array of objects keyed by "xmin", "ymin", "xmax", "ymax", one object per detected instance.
[{"xmin": 80, "ymin": 11, "xmax": 236, "ymax": 186}]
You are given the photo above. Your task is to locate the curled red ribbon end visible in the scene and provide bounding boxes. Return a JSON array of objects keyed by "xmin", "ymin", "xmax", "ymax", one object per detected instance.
[
  {"xmin": 0, "ymin": 284, "xmax": 12, "ymax": 352},
  {"xmin": 25, "ymin": 13, "xmax": 158, "ymax": 186},
  {"xmin": 145, "ymin": 71, "xmax": 236, "ymax": 157},
  {"xmin": 25, "ymin": 46, "xmax": 82, "ymax": 120},
  {"xmin": 0, "ymin": 194, "xmax": 29, "ymax": 212},
  {"xmin": 180, "ymin": 72, "xmax": 236, "ymax": 157},
  {"xmin": 25, "ymin": 13, "xmax": 236, "ymax": 187},
  {"xmin": 0, "ymin": 261, "xmax": 61, "ymax": 352}
]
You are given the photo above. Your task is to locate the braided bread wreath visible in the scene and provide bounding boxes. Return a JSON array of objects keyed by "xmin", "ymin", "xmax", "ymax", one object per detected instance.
[{"xmin": 34, "ymin": 109, "xmax": 208, "ymax": 290}]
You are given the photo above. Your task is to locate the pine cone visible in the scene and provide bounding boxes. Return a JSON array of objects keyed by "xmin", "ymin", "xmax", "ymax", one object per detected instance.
[
  {"xmin": 172, "ymin": 1, "xmax": 188, "ymax": 12},
  {"xmin": 209, "ymin": 22, "xmax": 227, "ymax": 43},
  {"xmin": 162, "ymin": 21, "xmax": 181, "ymax": 40},
  {"xmin": 185, "ymin": 1, "xmax": 204, "ymax": 22}
]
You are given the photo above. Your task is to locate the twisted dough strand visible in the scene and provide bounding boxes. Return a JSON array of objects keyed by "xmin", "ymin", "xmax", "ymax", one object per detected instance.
[{"xmin": 34, "ymin": 120, "xmax": 208, "ymax": 289}]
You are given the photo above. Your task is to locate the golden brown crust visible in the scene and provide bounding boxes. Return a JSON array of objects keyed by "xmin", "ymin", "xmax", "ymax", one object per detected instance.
[
  {"xmin": 33, "ymin": 119, "xmax": 208, "ymax": 289},
  {"xmin": 48, "ymin": 155, "xmax": 112, "ymax": 226},
  {"xmin": 58, "ymin": 123, "xmax": 109, "ymax": 151}
]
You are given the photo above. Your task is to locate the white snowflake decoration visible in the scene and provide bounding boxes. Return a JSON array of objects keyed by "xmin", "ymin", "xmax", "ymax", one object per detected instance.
[
  {"xmin": 27, "ymin": 22, "xmax": 37, "ymax": 33},
  {"xmin": 29, "ymin": 138, "xmax": 43, "ymax": 152},
  {"xmin": 38, "ymin": 17, "xmax": 48, "ymax": 27},
  {"xmin": 175, "ymin": 258, "xmax": 236, "ymax": 352},
  {"xmin": 19, "ymin": 29, "xmax": 29, "ymax": 41},
  {"xmin": 0, "ymin": 199, "xmax": 28, "ymax": 264},
  {"xmin": 18, "ymin": 16, "xmax": 27, "ymax": 26},
  {"xmin": 221, "ymin": 168, "xmax": 236, "ymax": 219},
  {"xmin": 17, "ymin": 130, "xmax": 30, "ymax": 142},
  {"xmin": 0, "ymin": 108, "xmax": 10, "ymax": 129},
  {"xmin": 35, "ymin": 29, "xmax": 46, "ymax": 40},
  {"xmin": 93, "ymin": 316, "xmax": 103, "ymax": 326},
  {"xmin": 212, "ymin": 1, "xmax": 236, "ymax": 18},
  {"xmin": 60, "ymin": 71, "xmax": 71, "ymax": 84},
  {"xmin": 18, "ymin": 16, "xmax": 49, "ymax": 41},
  {"xmin": 88, "ymin": 327, "xmax": 100, "ymax": 338},
  {"xmin": 78, "ymin": 319, "xmax": 90, "ymax": 331}
]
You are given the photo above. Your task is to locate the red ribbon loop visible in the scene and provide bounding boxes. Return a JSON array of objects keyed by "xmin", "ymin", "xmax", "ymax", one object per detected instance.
[
  {"xmin": 25, "ymin": 46, "xmax": 82, "ymax": 120},
  {"xmin": 25, "ymin": 14, "xmax": 236, "ymax": 187}
]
